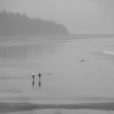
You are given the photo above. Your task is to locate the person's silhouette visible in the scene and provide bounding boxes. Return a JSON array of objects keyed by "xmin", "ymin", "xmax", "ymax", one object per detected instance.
[
  {"xmin": 32, "ymin": 72, "xmax": 35, "ymax": 87},
  {"xmin": 38, "ymin": 73, "xmax": 42, "ymax": 87},
  {"xmin": 38, "ymin": 73, "xmax": 41, "ymax": 80}
]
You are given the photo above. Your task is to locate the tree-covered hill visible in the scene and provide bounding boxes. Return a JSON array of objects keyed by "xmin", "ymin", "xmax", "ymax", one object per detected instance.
[{"xmin": 0, "ymin": 11, "xmax": 69, "ymax": 36}]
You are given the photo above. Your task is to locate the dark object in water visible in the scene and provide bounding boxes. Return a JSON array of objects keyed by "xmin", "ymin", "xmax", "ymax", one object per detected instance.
[{"xmin": 80, "ymin": 59, "xmax": 85, "ymax": 62}]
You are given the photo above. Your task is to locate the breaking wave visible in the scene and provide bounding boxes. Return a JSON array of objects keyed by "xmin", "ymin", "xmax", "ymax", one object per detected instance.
[{"xmin": 103, "ymin": 51, "xmax": 114, "ymax": 56}]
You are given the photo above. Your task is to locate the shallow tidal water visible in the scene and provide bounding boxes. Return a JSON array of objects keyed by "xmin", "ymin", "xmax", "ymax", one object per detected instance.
[{"xmin": 0, "ymin": 36, "xmax": 114, "ymax": 113}]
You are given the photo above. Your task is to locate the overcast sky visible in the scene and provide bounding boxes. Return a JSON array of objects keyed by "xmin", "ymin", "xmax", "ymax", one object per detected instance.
[{"xmin": 0, "ymin": 0, "xmax": 114, "ymax": 34}]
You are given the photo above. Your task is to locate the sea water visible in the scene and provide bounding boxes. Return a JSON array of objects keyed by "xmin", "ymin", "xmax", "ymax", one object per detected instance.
[{"xmin": 0, "ymin": 36, "xmax": 114, "ymax": 114}]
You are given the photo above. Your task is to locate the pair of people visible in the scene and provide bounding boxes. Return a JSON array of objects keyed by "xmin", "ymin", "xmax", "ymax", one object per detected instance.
[{"xmin": 32, "ymin": 72, "xmax": 42, "ymax": 87}]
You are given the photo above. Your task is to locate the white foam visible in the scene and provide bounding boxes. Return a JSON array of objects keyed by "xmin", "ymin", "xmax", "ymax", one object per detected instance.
[{"xmin": 103, "ymin": 51, "xmax": 114, "ymax": 55}]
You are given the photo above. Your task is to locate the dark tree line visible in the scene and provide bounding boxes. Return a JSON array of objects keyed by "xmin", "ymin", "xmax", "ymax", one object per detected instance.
[{"xmin": 0, "ymin": 11, "xmax": 69, "ymax": 36}]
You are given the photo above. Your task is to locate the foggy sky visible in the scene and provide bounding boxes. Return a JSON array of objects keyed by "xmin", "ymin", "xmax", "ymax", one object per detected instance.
[{"xmin": 0, "ymin": 0, "xmax": 114, "ymax": 34}]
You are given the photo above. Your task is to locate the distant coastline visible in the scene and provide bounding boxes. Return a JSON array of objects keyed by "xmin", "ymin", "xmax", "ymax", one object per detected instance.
[
  {"xmin": 70, "ymin": 34, "xmax": 114, "ymax": 38},
  {"xmin": 0, "ymin": 11, "xmax": 69, "ymax": 36},
  {"xmin": 0, "ymin": 11, "xmax": 114, "ymax": 39}
]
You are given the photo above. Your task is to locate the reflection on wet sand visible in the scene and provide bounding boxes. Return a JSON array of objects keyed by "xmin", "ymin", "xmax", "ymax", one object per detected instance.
[
  {"xmin": 0, "ymin": 37, "xmax": 114, "ymax": 114},
  {"xmin": 0, "ymin": 41, "xmax": 58, "ymax": 65}
]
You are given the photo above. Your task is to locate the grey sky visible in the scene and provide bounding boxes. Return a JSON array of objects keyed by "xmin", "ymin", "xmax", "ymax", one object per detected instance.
[{"xmin": 0, "ymin": 0, "xmax": 114, "ymax": 34}]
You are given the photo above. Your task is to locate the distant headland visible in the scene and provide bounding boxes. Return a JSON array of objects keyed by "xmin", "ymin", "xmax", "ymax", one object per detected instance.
[{"xmin": 0, "ymin": 11, "xmax": 69, "ymax": 36}]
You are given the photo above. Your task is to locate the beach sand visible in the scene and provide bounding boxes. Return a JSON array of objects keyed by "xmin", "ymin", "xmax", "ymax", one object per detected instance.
[
  {"xmin": 0, "ymin": 102, "xmax": 114, "ymax": 113},
  {"xmin": 0, "ymin": 36, "xmax": 114, "ymax": 113}
]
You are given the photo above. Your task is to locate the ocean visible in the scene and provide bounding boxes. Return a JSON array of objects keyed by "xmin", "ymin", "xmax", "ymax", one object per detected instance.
[{"xmin": 0, "ymin": 35, "xmax": 114, "ymax": 114}]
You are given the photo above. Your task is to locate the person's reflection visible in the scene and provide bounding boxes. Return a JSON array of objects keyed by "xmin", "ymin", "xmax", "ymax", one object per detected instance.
[
  {"xmin": 38, "ymin": 80, "xmax": 41, "ymax": 88},
  {"xmin": 32, "ymin": 80, "xmax": 35, "ymax": 87}
]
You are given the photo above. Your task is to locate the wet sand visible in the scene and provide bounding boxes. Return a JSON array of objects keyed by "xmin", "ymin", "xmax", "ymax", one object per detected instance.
[
  {"xmin": 0, "ymin": 36, "xmax": 114, "ymax": 114},
  {"xmin": 0, "ymin": 102, "xmax": 114, "ymax": 113}
]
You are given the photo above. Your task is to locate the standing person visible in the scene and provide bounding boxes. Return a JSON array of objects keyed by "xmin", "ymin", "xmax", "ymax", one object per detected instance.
[
  {"xmin": 38, "ymin": 73, "xmax": 42, "ymax": 87},
  {"xmin": 32, "ymin": 72, "xmax": 35, "ymax": 87},
  {"xmin": 38, "ymin": 73, "xmax": 41, "ymax": 80}
]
